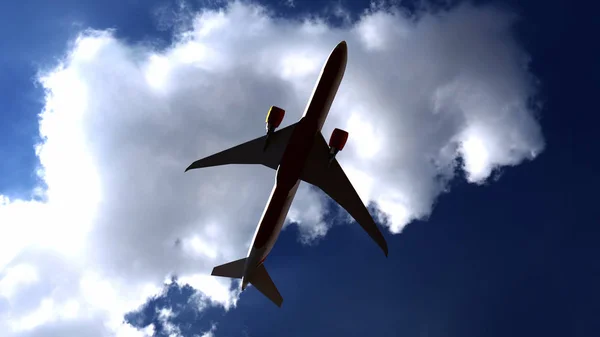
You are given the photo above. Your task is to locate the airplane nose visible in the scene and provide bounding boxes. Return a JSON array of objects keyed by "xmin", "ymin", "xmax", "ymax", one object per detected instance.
[{"xmin": 331, "ymin": 40, "xmax": 348, "ymax": 66}]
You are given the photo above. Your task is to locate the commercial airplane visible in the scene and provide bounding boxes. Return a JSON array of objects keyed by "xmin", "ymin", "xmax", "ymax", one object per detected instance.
[{"xmin": 185, "ymin": 41, "xmax": 388, "ymax": 307}]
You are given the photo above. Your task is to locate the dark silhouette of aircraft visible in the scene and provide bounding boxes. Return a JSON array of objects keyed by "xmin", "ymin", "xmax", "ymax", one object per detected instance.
[{"xmin": 185, "ymin": 41, "xmax": 388, "ymax": 307}]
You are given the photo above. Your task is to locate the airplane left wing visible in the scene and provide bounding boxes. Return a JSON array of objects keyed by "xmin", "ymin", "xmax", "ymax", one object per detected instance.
[
  {"xmin": 300, "ymin": 132, "xmax": 389, "ymax": 257},
  {"xmin": 185, "ymin": 123, "xmax": 297, "ymax": 171}
]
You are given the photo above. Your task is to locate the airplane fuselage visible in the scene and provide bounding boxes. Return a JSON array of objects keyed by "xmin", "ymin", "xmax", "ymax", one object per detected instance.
[{"xmin": 241, "ymin": 41, "xmax": 348, "ymax": 289}]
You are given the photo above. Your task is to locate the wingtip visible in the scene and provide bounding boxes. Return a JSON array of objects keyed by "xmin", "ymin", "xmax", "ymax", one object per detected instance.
[
  {"xmin": 382, "ymin": 241, "xmax": 389, "ymax": 258},
  {"xmin": 379, "ymin": 235, "xmax": 389, "ymax": 258},
  {"xmin": 184, "ymin": 162, "xmax": 196, "ymax": 172}
]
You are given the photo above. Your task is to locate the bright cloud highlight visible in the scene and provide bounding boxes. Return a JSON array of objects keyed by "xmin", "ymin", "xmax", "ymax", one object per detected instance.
[{"xmin": 0, "ymin": 1, "xmax": 544, "ymax": 336}]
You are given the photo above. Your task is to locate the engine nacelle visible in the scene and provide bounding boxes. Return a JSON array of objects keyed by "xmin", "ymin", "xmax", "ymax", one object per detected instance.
[
  {"xmin": 265, "ymin": 106, "xmax": 285, "ymax": 134},
  {"xmin": 328, "ymin": 128, "xmax": 349, "ymax": 163},
  {"xmin": 263, "ymin": 106, "xmax": 285, "ymax": 151}
]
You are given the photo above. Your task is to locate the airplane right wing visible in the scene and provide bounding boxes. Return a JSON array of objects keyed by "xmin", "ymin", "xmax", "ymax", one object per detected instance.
[
  {"xmin": 300, "ymin": 132, "xmax": 389, "ymax": 257},
  {"xmin": 185, "ymin": 123, "xmax": 297, "ymax": 172}
]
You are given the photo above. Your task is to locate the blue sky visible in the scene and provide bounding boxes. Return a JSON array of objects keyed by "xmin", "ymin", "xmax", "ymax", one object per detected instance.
[{"xmin": 0, "ymin": 0, "xmax": 598, "ymax": 337}]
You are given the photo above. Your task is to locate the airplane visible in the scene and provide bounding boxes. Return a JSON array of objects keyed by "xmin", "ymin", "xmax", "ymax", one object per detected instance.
[{"xmin": 185, "ymin": 41, "xmax": 388, "ymax": 307}]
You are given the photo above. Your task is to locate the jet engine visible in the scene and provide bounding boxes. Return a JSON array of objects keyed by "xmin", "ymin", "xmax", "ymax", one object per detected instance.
[
  {"xmin": 265, "ymin": 106, "xmax": 285, "ymax": 133},
  {"xmin": 264, "ymin": 106, "xmax": 285, "ymax": 150},
  {"xmin": 328, "ymin": 128, "xmax": 349, "ymax": 164}
]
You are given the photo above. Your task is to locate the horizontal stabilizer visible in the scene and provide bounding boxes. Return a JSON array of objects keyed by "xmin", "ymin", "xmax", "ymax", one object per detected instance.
[
  {"xmin": 185, "ymin": 123, "xmax": 297, "ymax": 171},
  {"xmin": 211, "ymin": 258, "xmax": 247, "ymax": 279},
  {"xmin": 250, "ymin": 264, "xmax": 283, "ymax": 307}
]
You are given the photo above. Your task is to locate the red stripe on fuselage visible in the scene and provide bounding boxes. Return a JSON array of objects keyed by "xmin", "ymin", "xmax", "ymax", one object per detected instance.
[
  {"xmin": 253, "ymin": 118, "xmax": 315, "ymax": 249},
  {"xmin": 251, "ymin": 41, "xmax": 348, "ymax": 252}
]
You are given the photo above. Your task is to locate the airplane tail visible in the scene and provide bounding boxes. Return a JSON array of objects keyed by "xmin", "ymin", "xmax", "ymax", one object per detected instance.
[
  {"xmin": 248, "ymin": 263, "xmax": 283, "ymax": 307},
  {"xmin": 211, "ymin": 258, "xmax": 283, "ymax": 307},
  {"xmin": 211, "ymin": 258, "xmax": 247, "ymax": 279}
]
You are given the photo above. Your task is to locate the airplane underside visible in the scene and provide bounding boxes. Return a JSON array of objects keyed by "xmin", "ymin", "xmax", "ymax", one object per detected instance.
[{"xmin": 185, "ymin": 41, "xmax": 388, "ymax": 307}]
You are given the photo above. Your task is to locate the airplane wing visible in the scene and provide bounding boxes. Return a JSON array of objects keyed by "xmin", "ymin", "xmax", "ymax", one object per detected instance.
[
  {"xmin": 300, "ymin": 132, "xmax": 389, "ymax": 257},
  {"xmin": 185, "ymin": 123, "xmax": 297, "ymax": 171}
]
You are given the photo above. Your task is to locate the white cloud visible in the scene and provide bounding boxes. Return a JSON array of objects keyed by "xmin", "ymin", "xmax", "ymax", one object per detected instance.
[{"xmin": 0, "ymin": 1, "xmax": 543, "ymax": 336}]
